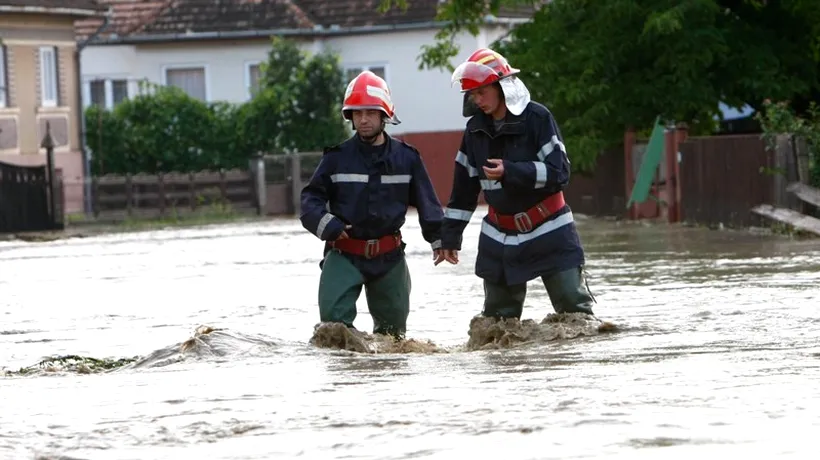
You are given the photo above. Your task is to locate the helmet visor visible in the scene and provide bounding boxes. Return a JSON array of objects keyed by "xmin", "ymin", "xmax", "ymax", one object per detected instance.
[{"xmin": 450, "ymin": 61, "xmax": 500, "ymax": 90}]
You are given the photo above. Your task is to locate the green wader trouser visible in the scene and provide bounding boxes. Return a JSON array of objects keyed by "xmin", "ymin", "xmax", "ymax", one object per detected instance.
[
  {"xmin": 317, "ymin": 250, "xmax": 412, "ymax": 339},
  {"xmin": 482, "ymin": 266, "xmax": 596, "ymax": 319}
]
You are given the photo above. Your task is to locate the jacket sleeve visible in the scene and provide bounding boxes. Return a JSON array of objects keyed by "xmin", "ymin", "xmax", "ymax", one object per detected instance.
[
  {"xmin": 299, "ymin": 154, "xmax": 345, "ymax": 241},
  {"xmin": 501, "ymin": 110, "xmax": 570, "ymax": 190},
  {"xmin": 408, "ymin": 152, "xmax": 444, "ymax": 249},
  {"xmin": 441, "ymin": 135, "xmax": 482, "ymax": 251}
]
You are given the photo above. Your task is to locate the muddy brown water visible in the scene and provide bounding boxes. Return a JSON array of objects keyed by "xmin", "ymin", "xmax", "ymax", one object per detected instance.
[{"xmin": 1, "ymin": 207, "xmax": 818, "ymax": 459}]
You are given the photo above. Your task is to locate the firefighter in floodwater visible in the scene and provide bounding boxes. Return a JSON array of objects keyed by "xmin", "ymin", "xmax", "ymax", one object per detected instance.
[
  {"xmin": 299, "ymin": 70, "xmax": 445, "ymax": 339},
  {"xmin": 434, "ymin": 48, "xmax": 597, "ymax": 320}
]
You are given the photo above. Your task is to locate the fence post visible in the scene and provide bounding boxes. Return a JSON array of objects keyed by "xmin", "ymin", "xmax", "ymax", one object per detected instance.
[
  {"xmin": 157, "ymin": 172, "xmax": 166, "ymax": 217},
  {"xmin": 40, "ymin": 121, "xmax": 59, "ymax": 229},
  {"xmin": 673, "ymin": 125, "xmax": 688, "ymax": 223},
  {"xmin": 772, "ymin": 134, "xmax": 792, "ymax": 209},
  {"xmin": 249, "ymin": 153, "xmax": 266, "ymax": 215},
  {"xmin": 91, "ymin": 176, "xmax": 100, "ymax": 217},
  {"xmin": 623, "ymin": 128, "xmax": 637, "ymax": 220},
  {"xmin": 289, "ymin": 152, "xmax": 302, "ymax": 216},
  {"xmin": 125, "ymin": 173, "xmax": 133, "ymax": 216},
  {"xmin": 791, "ymin": 135, "xmax": 811, "ymax": 215},
  {"xmin": 793, "ymin": 135, "xmax": 811, "ymax": 185}
]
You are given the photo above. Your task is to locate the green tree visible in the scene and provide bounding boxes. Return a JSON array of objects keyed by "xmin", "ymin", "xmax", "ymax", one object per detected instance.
[
  {"xmin": 251, "ymin": 36, "xmax": 349, "ymax": 153},
  {"xmin": 382, "ymin": 0, "xmax": 820, "ymax": 172}
]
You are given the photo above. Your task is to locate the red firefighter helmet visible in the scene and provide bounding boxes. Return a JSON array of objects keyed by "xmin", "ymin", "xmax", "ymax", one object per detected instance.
[
  {"xmin": 342, "ymin": 70, "xmax": 401, "ymax": 125},
  {"xmin": 451, "ymin": 48, "xmax": 521, "ymax": 92}
]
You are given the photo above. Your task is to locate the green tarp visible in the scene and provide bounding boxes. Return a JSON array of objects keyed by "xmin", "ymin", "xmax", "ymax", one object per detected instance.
[{"xmin": 626, "ymin": 116, "xmax": 666, "ymax": 208}]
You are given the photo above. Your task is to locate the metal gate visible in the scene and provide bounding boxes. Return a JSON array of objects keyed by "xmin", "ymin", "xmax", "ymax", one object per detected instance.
[{"xmin": 0, "ymin": 160, "xmax": 60, "ymax": 233}]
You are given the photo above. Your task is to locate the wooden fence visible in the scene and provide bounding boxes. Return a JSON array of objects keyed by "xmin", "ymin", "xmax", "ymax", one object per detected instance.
[
  {"xmin": 260, "ymin": 152, "xmax": 323, "ymax": 215},
  {"xmin": 90, "ymin": 169, "xmax": 259, "ymax": 219},
  {"xmin": 678, "ymin": 134, "xmax": 785, "ymax": 228},
  {"xmin": 562, "ymin": 147, "xmax": 626, "ymax": 217},
  {"xmin": 0, "ymin": 160, "xmax": 63, "ymax": 233}
]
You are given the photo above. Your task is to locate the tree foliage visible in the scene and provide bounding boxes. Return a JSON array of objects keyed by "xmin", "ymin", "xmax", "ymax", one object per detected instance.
[
  {"xmin": 85, "ymin": 37, "xmax": 349, "ymax": 175},
  {"xmin": 384, "ymin": 0, "xmax": 820, "ymax": 172}
]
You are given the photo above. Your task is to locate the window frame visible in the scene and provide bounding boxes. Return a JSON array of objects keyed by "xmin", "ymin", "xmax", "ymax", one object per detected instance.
[
  {"xmin": 0, "ymin": 44, "xmax": 8, "ymax": 108},
  {"xmin": 160, "ymin": 63, "xmax": 210, "ymax": 102},
  {"xmin": 245, "ymin": 60, "xmax": 262, "ymax": 100},
  {"xmin": 39, "ymin": 46, "xmax": 59, "ymax": 108},
  {"xmin": 342, "ymin": 63, "xmax": 390, "ymax": 86},
  {"xmin": 85, "ymin": 77, "xmax": 131, "ymax": 109}
]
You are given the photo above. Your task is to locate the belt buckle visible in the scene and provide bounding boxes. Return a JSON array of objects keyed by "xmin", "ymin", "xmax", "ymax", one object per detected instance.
[
  {"xmin": 364, "ymin": 239, "xmax": 381, "ymax": 259},
  {"xmin": 513, "ymin": 212, "xmax": 533, "ymax": 233}
]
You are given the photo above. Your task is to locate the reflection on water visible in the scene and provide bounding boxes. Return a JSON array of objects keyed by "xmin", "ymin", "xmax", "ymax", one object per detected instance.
[{"xmin": 1, "ymin": 207, "xmax": 819, "ymax": 459}]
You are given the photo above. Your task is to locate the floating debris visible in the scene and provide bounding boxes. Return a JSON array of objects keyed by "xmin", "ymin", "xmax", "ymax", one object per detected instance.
[{"xmin": 4, "ymin": 355, "xmax": 139, "ymax": 377}]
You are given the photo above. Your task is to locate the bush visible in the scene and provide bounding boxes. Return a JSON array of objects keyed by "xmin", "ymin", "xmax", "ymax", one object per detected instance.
[{"xmin": 85, "ymin": 37, "xmax": 350, "ymax": 175}]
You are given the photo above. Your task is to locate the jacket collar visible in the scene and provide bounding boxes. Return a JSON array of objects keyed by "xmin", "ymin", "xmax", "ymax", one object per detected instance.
[{"xmin": 469, "ymin": 108, "xmax": 527, "ymax": 138}]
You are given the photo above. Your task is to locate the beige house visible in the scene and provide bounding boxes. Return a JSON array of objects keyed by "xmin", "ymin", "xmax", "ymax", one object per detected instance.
[{"xmin": 0, "ymin": 1, "xmax": 104, "ymax": 213}]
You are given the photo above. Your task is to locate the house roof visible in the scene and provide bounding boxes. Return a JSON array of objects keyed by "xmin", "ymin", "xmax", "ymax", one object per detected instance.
[
  {"xmin": 0, "ymin": 0, "xmax": 106, "ymax": 16},
  {"xmin": 76, "ymin": 0, "xmax": 538, "ymax": 44}
]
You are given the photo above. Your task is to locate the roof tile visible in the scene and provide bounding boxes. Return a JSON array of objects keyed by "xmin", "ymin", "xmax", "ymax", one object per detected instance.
[{"xmin": 76, "ymin": 0, "xmax": 539, "ymax": 42}]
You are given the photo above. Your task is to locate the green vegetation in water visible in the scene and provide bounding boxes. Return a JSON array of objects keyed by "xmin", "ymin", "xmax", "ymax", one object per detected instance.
[
  {"xmin": 4, "ymin": 355, "xmax": 139, "ymax": 377},
  {"xmin": 768, "ymin": 221, "xmax": 818, "ymax": 239}
]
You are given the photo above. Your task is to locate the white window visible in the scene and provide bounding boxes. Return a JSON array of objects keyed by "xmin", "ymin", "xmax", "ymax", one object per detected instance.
[
  {"xmin": 0, "ymin": 45, "xmax": 7, "ymax": 108},
  {"xmin": 112, "ymin": 79, "xmax": 128, "ymax": 105},
  {"xmin": 245, "ymin": 61, "xmax": 261, "ymax": 99},
  {"xmin": 89, "ymin": 80, "xmax": 105, "ymax": 107},
  {"xmin": 344, "ymin": 64, "xmax": 387, "ymax": 84},
  {"xmin": 39, "ymin": 46, "xmax": 58, "ymax": 108},
  {"xmin": 88, "ymin": 78, "xmax": 130, "ymax": 109},
  {"xmin": 164, "ymin": 66, "xmax": 207, "ymax": 101}
]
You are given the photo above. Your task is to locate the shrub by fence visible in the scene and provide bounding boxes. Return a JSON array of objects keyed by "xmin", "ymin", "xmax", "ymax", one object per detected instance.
[{"xmin": 90, "ymin": 169, "xmax": 259, "ymax": 219}]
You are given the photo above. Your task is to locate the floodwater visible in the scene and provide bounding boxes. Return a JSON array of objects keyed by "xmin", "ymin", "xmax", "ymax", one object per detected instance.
[{"xmin": 1, "ymin": 206, "xmax": 819, "ymax": 460}]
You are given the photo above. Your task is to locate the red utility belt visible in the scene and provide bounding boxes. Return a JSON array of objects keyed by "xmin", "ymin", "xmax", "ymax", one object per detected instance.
[
  {"xmin": 330, "ymin": 233, "xmax": 402, "ymax": 259},
  {"xmin": 488, "ymin": 192, "xmax": 566, "ymax": 233}
]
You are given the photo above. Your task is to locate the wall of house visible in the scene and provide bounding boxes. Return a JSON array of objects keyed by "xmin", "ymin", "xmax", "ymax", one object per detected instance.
[{"xmin": 0, "ymin": 13, "xmax": 85, "ymax": 213}]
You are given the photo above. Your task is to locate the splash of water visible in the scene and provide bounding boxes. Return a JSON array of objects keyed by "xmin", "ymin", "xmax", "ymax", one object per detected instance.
[
  {"xmin": 123, "ymin": 325, "xmax": 277, "ymax": 369},
  {"xmin": 309, "ymin": 314, "xmax": 618, "ymax": 354},
  {"xmin": 309, "ymin": 322, "xmax": 444, "ymax": 354},
  {"xmin": 3, "ymin": 315, "xmax": 619, "ymax": 376},
  {"xmin": 465, "ymin": 313, "xmax": 617, "ymax": 351}
]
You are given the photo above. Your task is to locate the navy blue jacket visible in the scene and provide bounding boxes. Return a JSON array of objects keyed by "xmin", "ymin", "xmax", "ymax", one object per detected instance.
[
  {"xmin": 441, "ymin": 101, "xmax": 586, "ymax": 285},
  {"xmin": 300, "ymin": 134, "xmax": 444, "ymax": 279}
]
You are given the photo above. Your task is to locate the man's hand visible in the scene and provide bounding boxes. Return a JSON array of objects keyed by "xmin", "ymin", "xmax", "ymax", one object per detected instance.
[
  {"xmin": 433, "ymin": 249, "xmax": 459, "ymax": 266},
  {"xmin": 483, "ymin": 159, "xmax": 504, "ymax": 181},
  {"xmin": 336, "ymin": 225, "xmax": 353, "ymax": 240}
]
